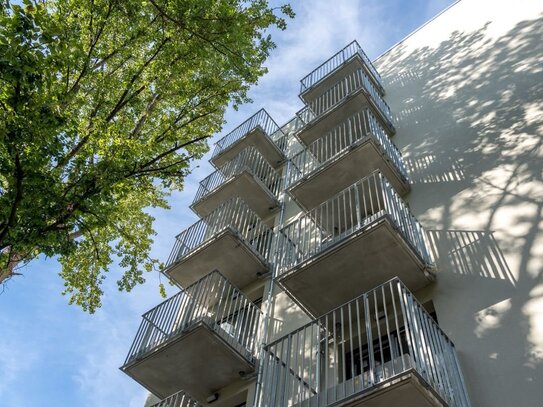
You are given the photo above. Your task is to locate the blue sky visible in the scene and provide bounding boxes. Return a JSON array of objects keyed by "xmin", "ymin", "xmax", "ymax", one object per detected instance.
[{"xmin": 0, "ymin": 1, "xmax": 455, "ymax": 406}]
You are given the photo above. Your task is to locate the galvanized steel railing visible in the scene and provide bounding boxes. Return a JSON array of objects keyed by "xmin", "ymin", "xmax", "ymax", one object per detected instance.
[
  {"xmin": 297, "ymin": 68, "xmax": 394, "ymax": 131},
  {"xmin": 123, "ymin": 271, "xmax": 262, "ymax": 367},
  {"xmin": 287, "ymin": 109, "xmax": 408, "ymax": 187},
  {"xmin": 193, "ymin": 146, "xmax": 282, "ymax": 205},
  {"xmin": 300, "ymin": 40, "xmax": 384, "ymax": 95},
  {"xmin": 277, "ymin": 172, "xmax": 433, "ymax": 272},
  {"xmin": 150, "ymin": 390, "xmax": 201, "ymax": 407},
  {"xmin": 166, "ymin": 197, "xmax": 274, "ymax": 267},
  {"xmin": 212, "ymin": 109, "xmax": 288, "ymax": 160},
  {"xmin": 257, "ymin": 278, "xmax": 471, "ymax": 407}
]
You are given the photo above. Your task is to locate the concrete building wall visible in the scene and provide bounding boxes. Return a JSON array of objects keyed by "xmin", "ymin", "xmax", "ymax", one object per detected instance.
[{"xmin": 375, "ymin": 0, "xmax": 543, "ymax": 405}]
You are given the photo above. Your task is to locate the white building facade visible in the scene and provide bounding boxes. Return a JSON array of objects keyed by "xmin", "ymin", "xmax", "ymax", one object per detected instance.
[{"xmin": 122, "ymin": 1, "xmax": 543, "ymax": 406}]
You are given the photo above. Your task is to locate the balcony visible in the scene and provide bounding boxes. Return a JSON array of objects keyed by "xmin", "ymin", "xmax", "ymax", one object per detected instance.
[
  {"xmin": 257, "ymin": 278, "xmax": 471, "ymax": 407},
  {"xmin": 165, "ymin": 197, "xmax": 274, "ymax": 288},
  {"xmin": 277, "ymin": 171, "xmax": 434, "ymax": 317},
  {"xmin": 300, "ymin": 40, "xmax": 385, "ymax": 103},
  {"xmin": 122, "ymin": 271, "xmax": 262, "ymax": 401},
  {"xmin": 296, "ymin": 68, "xmax": 395, "ymax": 146},
  {"xmin": 191, "ymin": 146, "xmax": 281, "ymax": 221},
  {"xmin": 150, "ymin": 390, "xmax": 201, "ymax": 407},
  {"xmin": 211, "ymin": 109, "xmax": 287, "ymax": 169},
  {"xmin": 287, "ymin": 109, "xmax": 409, "ymax": 210}
]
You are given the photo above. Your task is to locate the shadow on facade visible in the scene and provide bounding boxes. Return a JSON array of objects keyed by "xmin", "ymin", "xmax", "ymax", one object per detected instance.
[
  {"xmin": 378, "ymin": 11, "xmax": 543, "ymax": 406},
  {"xmin": 427, "ymin": 229, "xmax": 516, "ymax": 284}
]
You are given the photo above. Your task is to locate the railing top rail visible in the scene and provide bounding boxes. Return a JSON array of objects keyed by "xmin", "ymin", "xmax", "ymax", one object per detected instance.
[
  {"xmin": 265, "ymin": 277, "xmax": 454, "ymax": 349},
  {"xmin": 198, "ymin": 145, "xmax": 276, "ymax": 184},
  {"xmin": 295, "ymin": 67, "xmax": 392, "ymax": 130},
  {"xmin": 150, "ymin": 390, "xmax": 201, "ymax": 407},
  {"xmin": 212, "ymin": 108, "xmax": 285, "ymax": 158},
  {"xmin": 299, "ymin": 40, "xmax": 383, "ymax": 93},
  {"xmin": 142, "ymin": 270, "xmax": 261, "ymax": 319},
  {"xmin": 281, "ymin": 169, "xmax": 383, "ymax": 230},
  {"xmin": 172, "ymin": 196, "xmax": 264, "ymax": 240}
]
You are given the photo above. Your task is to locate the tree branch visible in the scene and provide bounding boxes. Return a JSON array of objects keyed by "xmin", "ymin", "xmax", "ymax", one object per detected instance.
[{"xmin": 0, "ymin": 152, "xmax": 24, "ymax": 244}]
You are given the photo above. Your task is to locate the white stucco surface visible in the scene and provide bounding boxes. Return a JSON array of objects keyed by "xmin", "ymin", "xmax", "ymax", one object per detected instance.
[{"xmin": 376, "ymin": 0, "xmax": 543, "ymax": 405}]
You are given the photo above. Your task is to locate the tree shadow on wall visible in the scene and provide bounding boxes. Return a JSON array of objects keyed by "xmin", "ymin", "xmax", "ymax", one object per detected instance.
[{"xmin": 378, "ymin": 13, "xmax": 543, "ymax": 406}]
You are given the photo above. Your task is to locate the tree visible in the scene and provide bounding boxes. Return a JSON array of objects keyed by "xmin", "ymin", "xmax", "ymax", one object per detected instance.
[{"xmin": 0, "ymin": 0, "xmax": 294, "ymax": 312}]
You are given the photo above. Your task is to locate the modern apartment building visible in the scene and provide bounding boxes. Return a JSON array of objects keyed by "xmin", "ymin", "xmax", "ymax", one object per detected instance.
[{"xmin": 120, "ymin": 1, "xmax": 543, "ymax": 406}]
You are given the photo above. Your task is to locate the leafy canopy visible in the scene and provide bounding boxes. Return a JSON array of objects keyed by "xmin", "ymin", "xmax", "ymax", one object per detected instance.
[{"xmin": 0, "ymin": 0, "xmax": 294, "ymax": 312}]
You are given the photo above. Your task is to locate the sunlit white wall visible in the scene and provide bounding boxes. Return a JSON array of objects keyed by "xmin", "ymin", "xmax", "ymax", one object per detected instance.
[{"xmin": 376, "ymin": 0, "xmax": 543, "ymax": 405}]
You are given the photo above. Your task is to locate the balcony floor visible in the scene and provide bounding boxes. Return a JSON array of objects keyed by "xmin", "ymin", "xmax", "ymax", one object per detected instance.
[
  {"xmin": 300, "ymin": 55, "xmax": 384, "ymax": 105},
  {"xmin": 301, "ymin": 370, "xmax": 446, "ymax": 407},
  {"xmin": 211, "ymin": 128, "xmax": 285, "ymax": 169},
  {"xmin": 289, "ymin": 139, "xmax": 409, "ymax": 210},
  {"xmin": 165, "ymin": 228, "xmax": 269, "ymax": 288},
  {"xmin": 122, "ymin": 321, "xmax": 255, "ymax": 401},
  {"xmin": 278, "ymin": 218, "xmax": 434, "ymax": 317},
  {"xmin": 298, "ymin": 88, "xmax": 395, "ymax": 147},
  {"xmin": 191, "ymin": 171, "xmax": 279, "ymax": 224}
]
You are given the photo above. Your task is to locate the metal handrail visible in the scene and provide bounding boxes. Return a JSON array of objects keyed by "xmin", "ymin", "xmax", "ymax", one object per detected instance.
[
  {"xmin": 193, "ymin": 146, "xmax": 282, "ymax": 205},
  {"xmin": 166, "ymin": 197, "xmax": 274, "ymax": 267},
  {"xmin": 277, "ymin": 171, "xmax": 433, "ymax": 273},
  {"xmin": 123, "ymin": 271, "xmax": 262, "ymax": 367},
  {"xmin": 212, "ymin": 109, "xmax": 288, "ymax": 160},
  {"xmin": 297, "ymin": 68, "xmax": 394, "ymax": 131},
  {"xmin": 150, "ymin": 390, "xmax": 201, "ymax": 407},
  {"xmin": 257, "ymin": 278, "xmax": 471, "ymax": 407},
  {"xmin": 287, "ymin": 109, "xmax": 408, "ymax": 187},
  {"xmin": 300, "ymin": 40, "xmax": 384, "ymax": 95}
]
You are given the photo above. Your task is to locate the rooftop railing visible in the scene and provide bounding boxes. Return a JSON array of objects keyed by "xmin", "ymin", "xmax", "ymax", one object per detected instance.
[
  {"xmin": 150, "ymin": 390, "xmax": 201, "ymax": 407},
  {"xmin": 277, "ymin": 172, "xmax": 433, "ymax": 272},
  {"xmin": 167, "ymin": 197, "xmax": 274, "ymax": 267},
  {"xmin": 193, "ymin": 146, "xmax": 282, "ymax": 205},
  {"xmin": 123, "ymin": 271, "xmax": 262, "ymax": 367},
  {"xmin": 211, "ymin": 109, "xmax": 288, "ymax": 160},
  {"xmin": 287, "ymin": 109, "xmax": 408, "ymax": 187},
  {"xmin": 300, "ymin": 40, "xmax": 384, "ymax": 95},
  {"xmin": 257, "ymin": 278, "xmax": 471, "ymax": 407},
  {"xmin": 297, "ymin": 68, "xmax": 394, "ymax": 132}
]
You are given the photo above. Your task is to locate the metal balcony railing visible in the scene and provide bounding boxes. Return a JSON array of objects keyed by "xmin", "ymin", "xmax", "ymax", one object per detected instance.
[
  {"xmin": 257, "ymin": 278, "xmax": 471, "ymax": 407},
  {"xmin": 212, "ymin": 109, "xmax": 288, "ymax": 160},
  {"xmin": 193, "ymin": 146, "xmax": 282, "ymax": 205},
  {"xmin": 287, "ymin": 109, "xmax": 408, "ymax": 187},
  {"xmin": 277, "ymin": 172, "xmax": 433, "ymax": 272},
  {"xmin": 300, "ymin": 40, "xmax": 384, "ymax": 95},
  {"xmin": 297, "ymin": 68, "xmax": 394, "ymax": 131},
  {"xmin": 124, "ymin": 271, "xmax": 262, "ymax": 367},
  {"xmin": 150, "ymin": 390, "xmax": 201, "ymax": 407},
  {"xmin": 167, "ymin": 197, "xmax": 274, "ymax": 267}
]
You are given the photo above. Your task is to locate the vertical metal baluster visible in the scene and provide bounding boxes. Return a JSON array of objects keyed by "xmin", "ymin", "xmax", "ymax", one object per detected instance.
[
  {"xmin": 390, "ymin": 281, "xmax": 406, "ymax": 372},
  {"xmin": 382, "ymin": 285, "xmax": 394, "ymax": 377},
  {"xmin": 364, "ymin": 293, "xmax": 375, "ymax": 386}
]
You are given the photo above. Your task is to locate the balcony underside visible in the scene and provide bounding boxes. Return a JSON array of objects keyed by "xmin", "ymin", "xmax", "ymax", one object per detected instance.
[
  {"xmin": 302, "ymin": 370, "xmax": 446, "ymax": 407},
  {"xmin": 298, "ymin": 89, "xmax": 394, "ymax": 147},
  {"xmin": 300, "ymin": 56, "xmax": 383, "ymax": 105},
  {"xmin": 278, "ymin": 219, "xmax": 434, "ymax": 317},
  {"xmin": 289, "ymin": 140, "xmax": 410, "ymax": 210},
  {"xmin": 191, "ymin": 172, "xmax": 279, "ymax": 223},
  {"xmin": 165, "ymin": 229, "xmax": 269, "ymax": 288},
  {"xmin": 211, "ymin": 128, "xmax": 285, "ymax": 169},
  {"xmin": 122, "ymin": 322, "xmax": 255, "ymax": 402}
]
